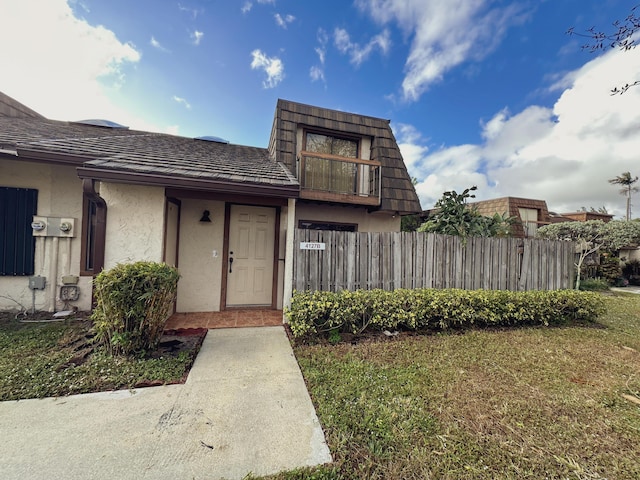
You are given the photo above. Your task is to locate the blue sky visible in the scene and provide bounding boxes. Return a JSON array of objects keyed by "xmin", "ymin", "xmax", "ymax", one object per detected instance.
[{"xmin": 3, "ymin": 0, "xmax": 640, "ymax": 218}]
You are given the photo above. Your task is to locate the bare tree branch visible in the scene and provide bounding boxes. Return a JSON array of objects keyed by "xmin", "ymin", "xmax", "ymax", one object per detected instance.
[{"xmin": 567, "ymin": 5, "xmax": 640, "ymax": 94}]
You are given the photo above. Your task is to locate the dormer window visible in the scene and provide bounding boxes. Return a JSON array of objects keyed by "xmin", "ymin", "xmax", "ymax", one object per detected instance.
[
  {"xmin": 298, "ymin": 130, "xmax": 381, "ymax": 206},
  {"xmin": 306, "ymin": 132, "xmax": 358, "ymax": 158}
]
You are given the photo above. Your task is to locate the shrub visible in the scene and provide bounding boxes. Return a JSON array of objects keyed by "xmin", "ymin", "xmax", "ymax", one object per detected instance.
[
  {"xmin": 92, "ymin": 261, "xmax": 180, "ymax": 356},
  {"xmin": 286, "ymin": 288, "xmax": 605, "ymax": 340},
  {"xmin": 596, "ymin": 254, "xmax": 621, "ymax": 284},
  {"xmin": 579, "ymin": 278, "xmax": 611, "ymax": 291}
]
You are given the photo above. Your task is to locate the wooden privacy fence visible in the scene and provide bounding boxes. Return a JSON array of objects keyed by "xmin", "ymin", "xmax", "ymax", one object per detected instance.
[{"xmin": 294, "ymin": 229, "xmax": 575, "ymax": 292}]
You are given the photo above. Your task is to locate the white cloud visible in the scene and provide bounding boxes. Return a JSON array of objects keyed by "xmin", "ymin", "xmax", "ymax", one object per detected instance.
[
  {"xmin": 178, "ymin": 3, "xmax": 201, "ymax": 19},
  {"xmin": 393, "ymin": 123, "xmax": 428, "ymax": 169},
  {"xmin": 172, "ymin": 95, "xmax": 192, "ymax": 110},
  {"xmin": 310, "ymin": 66, "xmax": 325, "ymax": 83},
  {"xmin": 310, "ymin": 29, "xmax": 329, "ymax": 84},
  {"xmin": 150, "ymin": 36, "xmax": 169, "ymax": 53},
  {"xmin": 191, "ymin": 30, "xmax": 204, "ymax": 46},
  {"xmin": 164, "ymin": 125, "xmax": 181, "ymax": 135},
  {"xmin": 334, "ymin": 27, "xmax": 391, "ymax": 66},
  {"xmin": 0, "ymin": 0, "xmax": 184, "ymax": 134},
  {"xmin": 1, "ymin": 1, "xmax": 136, "ymax": 117},
  {"xmin": 243, "ymin": 0, "xmax": 274, "ymax": 11},
  {"xmin": 73, "ymin": 0, "xmax": 90, "ymax": 13},
  {"xmin": 355, "ymin": 0, "xmax": 527, "ymax": 101},
  {"xmin": 250, "ymin": 49, "xmax": 285, "ymax": 88},
  {"xmin": 405, "ymin": 46, "xmax": 640, "ymax": 218},
  {"xmin": 334, "ymin": 28, "xmax": 351, "ymax": 54},
  {"xmin": 274, "ymin": 13, "xmax": 295, "ymax": 29},
  {"xmin": 315, "ymin": 46, "xmax": 326, "ymax": 65}
]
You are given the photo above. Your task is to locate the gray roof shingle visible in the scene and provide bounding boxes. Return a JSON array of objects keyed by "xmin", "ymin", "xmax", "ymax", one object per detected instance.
[{"xmin": 0, "ymin": 116, "xmax": 298, "ymax": 192}]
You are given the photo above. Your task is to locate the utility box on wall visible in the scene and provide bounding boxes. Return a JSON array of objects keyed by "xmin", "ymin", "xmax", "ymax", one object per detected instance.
[
  {"xmin": 28, "ymin": 276, "xmax": 46, "ymax": 290},
  {"xmin": 31, "ymin": 216, "xmax": 76, "ymax": 237}
]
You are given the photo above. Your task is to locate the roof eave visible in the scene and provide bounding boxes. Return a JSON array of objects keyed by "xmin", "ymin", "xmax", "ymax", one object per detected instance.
[{"xmin": 76, "ymin": 166, "xmax": 300, "ymax": 199}]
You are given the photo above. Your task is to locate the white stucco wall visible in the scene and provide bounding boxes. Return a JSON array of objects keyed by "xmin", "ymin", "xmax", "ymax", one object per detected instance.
[
  {"xmin": 282, "ymin": 198, "xmax": 296, "ymax": 314},
  {"xmin": 164, "ymin": 200, "xmax": 179, "ymax": 267},
  {"xmin": 621, "ymin": 247, "xmax": 640, "ymax": 263},
  {"xmin": 175, "ymin": 199, "xmax": 226, "ymax": 312},
  {"xmin": 295, "ymin": 203, "xmax": 400, "ymax": 232},
  {"xmin": 276, "ymin": 204, "xmax": 289, "ymax": 310},
  {"xmin": 100, "ymin": 183, "xmax": 166, "ymax": 268},
  {"xmin": 0, "ymin": 158, "xmax": 91, "ymax": 312}
]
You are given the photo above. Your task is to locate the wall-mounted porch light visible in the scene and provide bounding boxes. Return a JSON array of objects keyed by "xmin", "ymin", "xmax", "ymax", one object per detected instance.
[{"xmin": 200, "ymin": 210, "xmax": 212, "ymax": 223}]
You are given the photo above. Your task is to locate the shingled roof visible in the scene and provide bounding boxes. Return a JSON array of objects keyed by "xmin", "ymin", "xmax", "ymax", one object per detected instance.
[
  {"xmin": 0, "ymin": 96, "xmax": 298, "ymax": 198},
  {"xmin": 470, "ymin": 197, "xmax": 551, "ymax": 238},
  {"xmin": 269, "ymin": 99, "xmax": 422, "ymax": 214}
]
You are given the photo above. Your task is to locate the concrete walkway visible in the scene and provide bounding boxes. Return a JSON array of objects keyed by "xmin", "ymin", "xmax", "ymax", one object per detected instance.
[
  {"xmin": 0, "ymin": 327, "xmax": 332, "ymax": 479},
  {"xmin": 611, "ymin": 286, "xmax": 640, "ymax": 294}
]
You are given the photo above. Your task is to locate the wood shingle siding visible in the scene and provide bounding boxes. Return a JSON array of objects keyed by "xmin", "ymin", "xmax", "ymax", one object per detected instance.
[
  {"xmin": 271, "ymin": 99, "xmax": 422, "ymax": 214},
  {"xmin": 471, "ymin": 197, "xmax": 551, "ymax": 238}
]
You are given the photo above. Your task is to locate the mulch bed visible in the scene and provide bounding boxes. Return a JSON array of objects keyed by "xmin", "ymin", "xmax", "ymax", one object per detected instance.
[{"xmin": 153, "ymin": 328, "xmax": 208, "ymax": 360}]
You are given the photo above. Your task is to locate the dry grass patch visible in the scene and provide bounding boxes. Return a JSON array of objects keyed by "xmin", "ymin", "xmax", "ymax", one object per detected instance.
[{"xmin": 433, "ymin": 329, "xmax": 640, "ymax": 478}]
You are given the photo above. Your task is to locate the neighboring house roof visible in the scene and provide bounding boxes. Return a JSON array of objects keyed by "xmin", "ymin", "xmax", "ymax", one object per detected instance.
[
  {"xmin": 548, "ymin": 212, "xmax": 578, "ymax": 223},
  {"xmin": 470, "ymin": 197, "xmax": 550, "ymax": 238},
  {"xmin": 423, "ymin": 196, "xmax": 551, "ymax": 238},
  {"xmin": 269, "ymin": 99, "xmax": 422, "ymax": 214},
  {"xmin": 470, "ymin": 196, "xmax": 549, "ymax": 218},
  {"xmin": 0, "ymin": 102, "xmax": 298, "ymax": 198},
  {"xmin": 555, "ymin": 211, "xmax": 614, "ymax": 223}
]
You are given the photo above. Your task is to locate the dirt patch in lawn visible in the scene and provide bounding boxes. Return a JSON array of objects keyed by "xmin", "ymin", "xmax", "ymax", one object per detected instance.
[{"xmin": 0, "ymin": 310, "xmax": 207, "ymax": 390}]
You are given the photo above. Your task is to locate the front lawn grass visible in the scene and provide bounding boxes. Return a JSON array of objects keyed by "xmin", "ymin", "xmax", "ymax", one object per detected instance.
[
  {"xmin": 265, "ymin": 292, "xmax": 640, "ymax": 479},
  {"xmin": 0, "ymin": 316, "xmax": 196, "ymax": 401}
]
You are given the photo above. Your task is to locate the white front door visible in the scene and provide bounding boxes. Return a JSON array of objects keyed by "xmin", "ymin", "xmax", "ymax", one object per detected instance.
[{"xmin": 226, "ymin": 205, "xmax": 275, "ymax": 306}]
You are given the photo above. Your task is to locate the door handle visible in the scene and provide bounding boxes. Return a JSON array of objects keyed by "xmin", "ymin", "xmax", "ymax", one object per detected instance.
[{"xmin": 229, "ymin": 251, "xmax": 234, "ymax": 273}]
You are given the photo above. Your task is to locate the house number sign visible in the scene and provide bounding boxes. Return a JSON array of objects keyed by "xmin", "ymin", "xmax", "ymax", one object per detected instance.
[{"xmin": 300, "ymin": 242, "xmax": 326, "ymax": 250}]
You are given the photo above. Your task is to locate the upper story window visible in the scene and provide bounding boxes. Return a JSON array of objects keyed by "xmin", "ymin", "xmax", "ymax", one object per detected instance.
[
  {"xmin": 518, "ymin": 208, "xmax": 539, "ymax": 237},
  {"xmin": 306, "ymin": 132, "xmax": 358, "ymax": 158},
  {"xmin": 298, "ymin": 130, "xmax": 381, "ymax": 206}
]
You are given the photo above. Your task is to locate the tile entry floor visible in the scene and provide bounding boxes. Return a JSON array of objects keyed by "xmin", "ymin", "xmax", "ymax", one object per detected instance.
[{"xmin": 165, "ymin": 309, "xmax": 284, "ymax": 330}]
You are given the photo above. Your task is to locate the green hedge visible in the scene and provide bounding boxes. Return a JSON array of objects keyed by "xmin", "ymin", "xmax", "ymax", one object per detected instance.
[
  {"xmin": 92, "ymin": 261, "xmax": 180, "ymax": 356},
  {"xmin": 285, "ymin": 288, "xmax": 605, "ymax": 339}
]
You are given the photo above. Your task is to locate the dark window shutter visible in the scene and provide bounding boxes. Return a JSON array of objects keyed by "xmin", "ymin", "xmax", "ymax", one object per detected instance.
[{"xmin": 0, "ymin": 187, "xmax": 38, "ymax": 275}]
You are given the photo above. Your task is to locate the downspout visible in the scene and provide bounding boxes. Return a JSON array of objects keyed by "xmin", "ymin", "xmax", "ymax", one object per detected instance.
[
  {"xmin": 82, "ymin": 178, "xmax": 107, "ymax": 275},
  {"xmin": 48, "ymin": 237, "xmax": 58, "ymax": 312}
]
